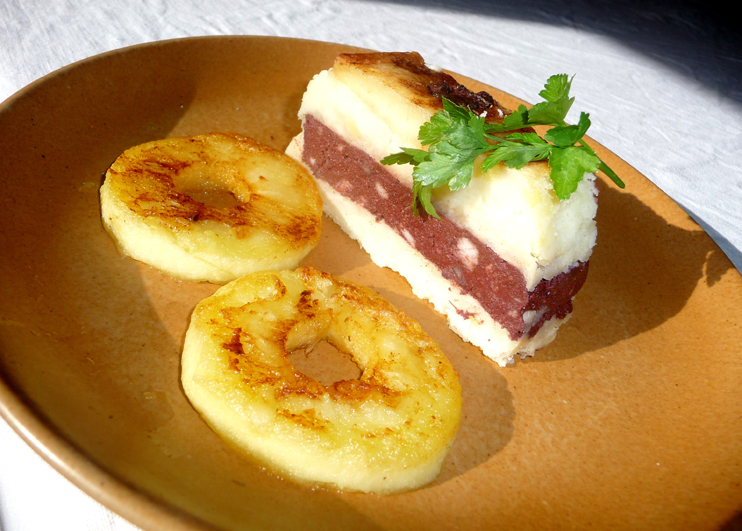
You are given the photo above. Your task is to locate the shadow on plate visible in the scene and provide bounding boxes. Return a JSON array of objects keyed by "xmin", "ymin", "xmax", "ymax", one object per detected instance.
[{"xmin": 524, "ymin": 179, "xmax": 733, "ymax": 363}]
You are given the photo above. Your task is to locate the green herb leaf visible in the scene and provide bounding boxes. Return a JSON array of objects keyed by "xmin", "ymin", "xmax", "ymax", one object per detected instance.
[
  {"xmin": 487, "ymin": 104, "xmax": 528, "ymax": 133},
  {"xmin": 418, "ymin": 110, "xmax": 455, "ymax": 145},
  {"xmin": 412, "ymin": 181, "xmax": 439, "ymax": 218},
  {"xmin": 598, "ymin": 161, "xmax": 625, "ymax": 188},
  {"xmin": 414, "ymin": 152, "xmax": 475, "ymax": 188},
  {"xmin": 442, "ymin": 97, "xmax": 474, "ymax": 121},
  {"xmin": 380, "ymin": 75, "xmax": 625, "ymax": 217},
  {"xmin": 539, "ymin": 73, "xmax": 572, "ymax": 102},
  {"xmin": 380, "ymin": 147, "xmax": 430, "ymax": 166},
  {"xmin": 548, "ymin": 146, "xmax": 601, "ymax": 199},
  {"xmin": 482, "ymin": 134, "xmax": 551, "ymax": 172}
]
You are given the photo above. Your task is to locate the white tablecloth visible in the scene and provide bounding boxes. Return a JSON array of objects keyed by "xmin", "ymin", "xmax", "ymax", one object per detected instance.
[{"xmin": 2, "ymin": 0, "xmax": 741, "ymax": 529}]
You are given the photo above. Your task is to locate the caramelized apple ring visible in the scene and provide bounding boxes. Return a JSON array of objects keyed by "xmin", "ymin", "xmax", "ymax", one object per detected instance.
[
  {"xmin": 100, "ymin": 133, "xmax": 322, "ymax": 283},
  {"xmin": 181, "ymin": 267, "xmax": 462, "ymax": 494}
]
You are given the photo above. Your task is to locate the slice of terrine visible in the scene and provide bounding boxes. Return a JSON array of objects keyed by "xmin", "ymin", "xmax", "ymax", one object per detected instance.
[{"xmin": 286, "ymin": 52, "xmax": 598, "ymax": 366}]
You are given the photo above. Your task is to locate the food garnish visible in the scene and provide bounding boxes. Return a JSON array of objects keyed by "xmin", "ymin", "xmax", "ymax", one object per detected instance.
[{"xmin": 381, "ymin": 74, "xmax": 625, "ymax": 217}]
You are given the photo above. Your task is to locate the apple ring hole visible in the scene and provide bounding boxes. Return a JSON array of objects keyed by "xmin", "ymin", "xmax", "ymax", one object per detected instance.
[
  {"xmin": 171, "ymin": 164, "xmax": 248, "ymax": 209},
  {"xmin": 288, "ymin": 339, "xmax": 362, "ymax": 386}
]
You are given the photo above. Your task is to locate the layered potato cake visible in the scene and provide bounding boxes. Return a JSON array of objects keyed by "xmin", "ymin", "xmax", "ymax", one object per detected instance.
[{"xmin": 286, "ymin": 52, "xmax": 598, "ymax": 366}]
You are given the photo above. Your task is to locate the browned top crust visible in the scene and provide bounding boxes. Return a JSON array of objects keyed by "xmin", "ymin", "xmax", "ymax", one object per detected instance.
[{"xmin": 335, "ymin": 52, "xmax": 512, "ymax": 122}]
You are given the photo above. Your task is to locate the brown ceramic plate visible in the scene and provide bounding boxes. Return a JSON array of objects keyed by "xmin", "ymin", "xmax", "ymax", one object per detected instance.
[{"xmin": 1, "ymin": 36, "xmax": 741, "ymax": 531}]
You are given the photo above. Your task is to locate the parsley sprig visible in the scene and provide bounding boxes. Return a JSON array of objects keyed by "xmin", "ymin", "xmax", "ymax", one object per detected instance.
[{"xmin": 381, "ymin": 74, "xmax": 624, "ymax": 217}]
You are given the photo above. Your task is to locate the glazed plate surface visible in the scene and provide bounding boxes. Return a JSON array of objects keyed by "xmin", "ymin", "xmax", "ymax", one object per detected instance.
[{"xmin": 0, "ymin": 36, "xmax": 740, "ymax": 531}]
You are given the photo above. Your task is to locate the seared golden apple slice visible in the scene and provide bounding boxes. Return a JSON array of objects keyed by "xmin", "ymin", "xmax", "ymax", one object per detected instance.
[
  {"xmin": 181, "ymin": 267, "xmax": 462, "ymax": 494},
  {"xmin": 100, "ymin": 133, "xmax": 322, "ymax": 283}
]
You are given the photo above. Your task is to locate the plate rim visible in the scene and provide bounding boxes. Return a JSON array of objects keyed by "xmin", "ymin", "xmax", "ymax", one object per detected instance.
[{"xmin": 1, "ymin": 34, "xmax": 740, "ymax": 531}]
